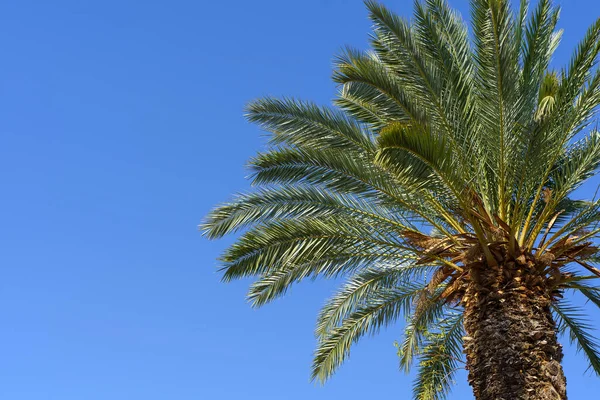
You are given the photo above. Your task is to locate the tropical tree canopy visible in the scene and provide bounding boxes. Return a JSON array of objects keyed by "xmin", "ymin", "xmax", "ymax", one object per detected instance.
[{"xmin": 203, "ymin": 0, "xmax": 600, "ymax": 398}]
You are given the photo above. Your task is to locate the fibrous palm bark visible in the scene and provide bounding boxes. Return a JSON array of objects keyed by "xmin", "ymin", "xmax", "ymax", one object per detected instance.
[{"xmin": 463, "ymin": 258, "xmax": 567, "ymax": 399}]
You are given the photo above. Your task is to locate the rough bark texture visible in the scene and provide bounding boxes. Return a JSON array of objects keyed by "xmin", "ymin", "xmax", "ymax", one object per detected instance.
[{"xmin": 463, "ymin": 260, "xmax": 567, "ymax": 400}]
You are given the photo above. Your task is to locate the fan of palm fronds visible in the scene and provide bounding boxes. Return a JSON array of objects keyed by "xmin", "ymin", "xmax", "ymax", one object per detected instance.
[{"xmin": 202, "ymin": 0, "xmax": 600, "ymax": 398}]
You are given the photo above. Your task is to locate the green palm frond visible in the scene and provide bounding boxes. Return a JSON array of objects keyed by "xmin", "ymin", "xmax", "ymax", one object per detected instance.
[
  {"xmin": 471, "ymin": 0, "xmax": 522, "ymax": 220},
  {"xmin": 551, "ymin": 130, "xmax": 600, "ymax": 197},
  {"xmin": 315, "ymin": 263, "xmax": 435, "ymax": 338},
  {"xmin": 416, "ymin": 0, "xmax": 474, "ymax": 100},
  {"xmin": 219, "ymin": 216, "xmax": 415, "ymax": 282},
  {"xmin": 519, "ymin": 17, "xmax": 600, "ymax": 243},
  {"xmin": 202, "ymin": 185, "xmax": 410, "ymax": 239},
  {"xmin": 375, "ymin": 122, "xmax": 461, "ymax": 197},
  {"xmin": 366, "ymin": 1, "xmax": 446, "ymax": 119},
  {"xmin": 335, "ymin": 81, "xmax": 401, "ymax": 129},
  {"xmin": 559, "ymin": 18, "xmax": 600, "ymax": 118},
  {"xmin": 312, "ymin": 281, "xmax": 428, "ymax": 383},
  {"xmin": 246, "ymin": 97, "xmax": 375, "ymax": 153},
  {"xmin": 412, "ymin": 312, "xmax": 464, "ymax": 400},
  {"xmin": 521, "ymin": 0, "xmax": 561, "ymax": 117},
  {"xmin": 248, "ymin": 146, "xmax": 392, "ymax": 195},
  {"xmin": 368, "ymin": 0, "xmax": 478, "ymax": 179},
  {"xmin": 247, "ymin": 252, "xmax": 413, "ymax": 308},
  {"xmin": 577, "ymin": 286, "xmax": 600, "ymax": 309},
  {"xmin": 333, "ymin": 47, "xmax": 428, "ymax": 125},
  {"xmin": 397, "ymin": 287, "xmax": 448, "ymax": 372},
  {"xmin": 553, "ymin": 300, "xmax": 600, "ymax": 375}
]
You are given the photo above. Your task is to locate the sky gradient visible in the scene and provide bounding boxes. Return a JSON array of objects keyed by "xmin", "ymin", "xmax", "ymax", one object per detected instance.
[{"xmin": 2, "ymin": 0, "xmax": 600, "ymax": 399}]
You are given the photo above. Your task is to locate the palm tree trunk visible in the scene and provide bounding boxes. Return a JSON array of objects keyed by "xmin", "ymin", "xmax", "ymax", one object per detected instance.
[{"xmin": 463, "ymin": 262, "xmax": 567, "ymax": 400}]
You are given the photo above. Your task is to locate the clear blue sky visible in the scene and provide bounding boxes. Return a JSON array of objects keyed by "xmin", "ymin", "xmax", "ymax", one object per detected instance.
[{"xmin": 2, "ymin": 0, "xmax": 600, "ymax": 399}]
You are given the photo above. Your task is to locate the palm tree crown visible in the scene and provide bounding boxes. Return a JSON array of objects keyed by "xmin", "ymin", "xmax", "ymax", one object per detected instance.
[{"xmin": 203, "ymin": 0, "xmax": 600, "ymax": 398}]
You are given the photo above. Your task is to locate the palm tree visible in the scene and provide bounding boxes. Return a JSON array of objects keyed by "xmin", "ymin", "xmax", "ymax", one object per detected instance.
[{"xmin": 202, "ymin": 0, "xmax": 600, "ymax": 398}]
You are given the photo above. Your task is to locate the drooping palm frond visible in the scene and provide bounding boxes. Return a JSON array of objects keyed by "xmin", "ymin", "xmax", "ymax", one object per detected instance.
[
  {"xmin": 397, "ymin": 285, "xmax": 449, "ymax": 373},
  {"xmin": 312, "ymin": 280, "xmax": 430, "ymax": 382},
  {"xmin": 552, "ymin": 300, "xmax": 600, "ymax": 375},
  {"xmin": 202, "ymin": 0, "xmax": 600, "ymax": 395},
  {"xmin": 411, "ymin": 312, "xmax": 464, "ymax": 400},
  {"xmin": 315, "ymin": 263, "xmax": 435, "ymax": 338}
]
